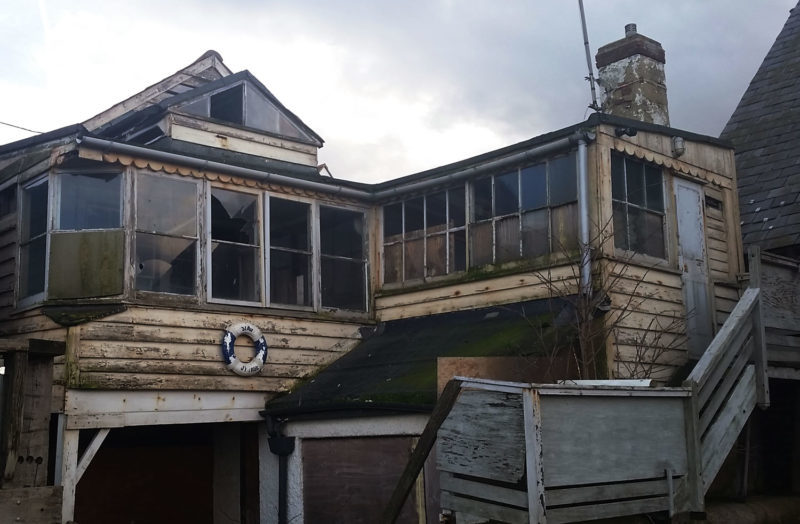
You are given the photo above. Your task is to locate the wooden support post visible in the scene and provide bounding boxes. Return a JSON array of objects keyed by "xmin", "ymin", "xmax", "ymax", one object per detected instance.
[
  {"xmin": 681, "ymin": 383, "xmax": 704, "ymax": 511},
  {"xmin": 75, "ymin": 428, "xmax": 110, "ymax": 483},
  {"xmin": 381, "ymin": 379, "xmax": 463, "ymax": 524},
  {"xmin": 1, "ymin": 348, "xmax": 28, "ymax": 484},
  {"xmin": 523, "ymin": 389, "xmax": 546, "ymax": 524},
  {"xmin": 748, "ymin": 246, "xmax": 770, "ymax": 408},
  {"xmin": 60, "ymin": 428, "xmax": 79, "ymax": 524}
]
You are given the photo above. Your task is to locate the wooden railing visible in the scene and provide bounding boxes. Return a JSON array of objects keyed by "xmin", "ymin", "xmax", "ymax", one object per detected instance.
[{"xmin": 683, "ymin": 281, "xmax": 769, "ymax": 494}]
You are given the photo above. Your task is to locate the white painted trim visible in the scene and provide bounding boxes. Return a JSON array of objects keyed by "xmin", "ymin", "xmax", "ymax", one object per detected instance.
[
  {"xmin": 64, "ymin": 390, "xmax": 272, "ymax": 429},
  {"xmin": 287, "ymin": 439, "xmax": 304, "ymax": 524},
  {"xmin": 75, "ymin": 428, "xmax": 110, "ymax": 483},
  {"xmin": 284, "ymin": 414, "xmax": 428, "ymax": 439}
]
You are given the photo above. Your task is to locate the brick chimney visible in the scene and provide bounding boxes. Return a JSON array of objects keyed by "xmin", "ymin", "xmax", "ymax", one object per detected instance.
[{"xmin": 595, "ymin": 24, "xmax": 669, "ymax": 126}]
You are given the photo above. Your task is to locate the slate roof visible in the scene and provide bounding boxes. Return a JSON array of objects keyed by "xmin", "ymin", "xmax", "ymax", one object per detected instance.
[{"xmin": 721, "ymin": 2, "xmax": 800, "ymax": 252}]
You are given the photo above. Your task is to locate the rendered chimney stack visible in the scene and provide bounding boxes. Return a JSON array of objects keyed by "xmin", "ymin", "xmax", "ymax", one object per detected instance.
[{"xmin": 595, "ymin": 24, "xmax": 670, "ymax": 126}]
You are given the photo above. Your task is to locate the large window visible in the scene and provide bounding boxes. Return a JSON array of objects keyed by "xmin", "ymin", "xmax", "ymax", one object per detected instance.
[
  {"xmin": 135, "ymin": 174, "xmax": 199, "ymax": 295},
  {"xmin": 611, "ymin": 152, "xmax": 665, "ymax": 258},
  {"xmin": 19, "ymin": 179, "xmax": 48, "ymax": 299},
  {"xmin": 471, "ymin": 151, "xmax": 578, "ymax": 266},
  {"xmin": 210, "ymin": 188, "xmax": 261, "ymax": 303},
  {"xmin": 320, "ymin": 206, "xmax": 366, "ymax": 310},
  {"xmin": 382, "ymin": 187, "xmax": 466, "ymax": 284},
  {"xmin": 269, "ymin": 197, "xmax": 312, "ymax": 307}
]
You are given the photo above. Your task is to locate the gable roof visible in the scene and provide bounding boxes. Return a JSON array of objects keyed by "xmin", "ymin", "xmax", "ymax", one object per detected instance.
[
  {"xmin": 82, "ymin": 50, "xmax": 232, "ymax": 132},
  {"xmin": 721, "ymin": 3, "xmax": 800, "ymax": 252},
  {"xmin": 159, "ymin": 70, "xmax": 324, "ymax": 146}
]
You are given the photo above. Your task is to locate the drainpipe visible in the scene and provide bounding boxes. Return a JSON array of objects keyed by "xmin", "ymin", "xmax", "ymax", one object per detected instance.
[
  {"xmin": 265, "ymin": 416, "xmax": 295, "ymax": 524},
  {"xmin": 577, "ymin": 133, "xmax": 594, "ymax": 297}
]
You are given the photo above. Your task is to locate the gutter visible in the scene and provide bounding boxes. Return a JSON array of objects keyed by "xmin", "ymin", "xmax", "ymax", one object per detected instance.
[
  {"xmin": 371, "ymin": 132, "xmax": 588, "ymax": 200},
  {"xmin": 77, "ymin": 135, "xmax": 373, "ymax": 200},
  {"xmin": 78, "ymin": 132, "xmax": 594, "ymax": 202}
]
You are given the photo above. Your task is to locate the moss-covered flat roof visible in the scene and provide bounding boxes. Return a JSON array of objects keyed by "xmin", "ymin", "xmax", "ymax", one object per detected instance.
[{"xmin": 265, "ymin": 298, "xmax": 575, "ymax": 416}]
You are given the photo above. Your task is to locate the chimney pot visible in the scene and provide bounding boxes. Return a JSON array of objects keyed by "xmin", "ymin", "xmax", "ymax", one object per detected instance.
[{"xmin": 625, "ymin": 23, "xmax": 637, "ymax": 37}]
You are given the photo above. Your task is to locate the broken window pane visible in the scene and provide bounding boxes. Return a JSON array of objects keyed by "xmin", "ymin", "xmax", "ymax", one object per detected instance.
[
  {"xmin": 629, "ymin": 209, "xmax": 665, "ymax": 259},
  {"xmin": 322, "ymin": 258, "xmax": 365, "ymax": 310},
  {"xmin": 404, "ymin": 197, "xmax": 424, "ymax": 236},
  {"xmin": 212, "ymin": 243, "xmax": 261, "ymax": 302},
  {"xmin": 495, "ymin": 216, "xmax": 520, "ymax": 263},
  {"xmin": 320, "ymin": 207, "xmax": 364, "ymax": 259},
  {"xmin": 645, "ymin": 165, "xmax": 664, "ymax": 212},
  {"xmin": 383, "ymin": 202, "xmax": 403, "ymax": 240},
  {"xmin": 135, "ymin": 233, "xmax": 196, "ymax": 295},
  {"xmin": 210, "ymin": 84, "xmax": 244, "ymax": 125},
  {"xmin": 383, "ymin": 243, "xmax": 402, "ymax": 284},
  {"xmin": 494, "ymin": 171, "xmax": 519, "ymax": 216},
  {"xmin": 549, "ymin": 153, "xmax": 577, "ymax": 206},
  {"xmin": 473, "ymin": 178, "xmax": 492, "ymax": 221},
  {"xmin": 426, "ymin": 191, "xmax": 447, "ymax": 229},
  {"xmin": 213, "ymin": 189, "xmax": 259, "ymax": 244},
  {"xmin": 270, "ymin": 250, "xmax": 311, "ymax": 306},
  {"xmin": 450, "ymin": 230, "xmax": 466, "ymax": 272},
  {"xmin": 137, "ymin": 175, "xmax": 197, "ymax": 237},
  {"xmin": 210, "ymin": 188, "xmax": 260, "ymax": 302},
  {"xmin": 404, "ymin": 238, "xmax": 424, "ymax": 280},
  {"xmin": 426, "ymin": 234, "xmax": 447, "ymax": 277},
  {"xmin": 521, "ymin": 163, "xmax": 546, "ymax": 210},
  {"xmin": 470, "ymin": 221, "xmax": 493, "ymax": 266},
  {"xmin": 449, "ymin": 187, "xmax": 465, "ymax": 227},
  {"xmin": 522, "ymin": 209, "xmax": 549, "ymax": 258},
  {"xmin": 270, "ymin": 198, "xmax": 308, "ymax": 250}
]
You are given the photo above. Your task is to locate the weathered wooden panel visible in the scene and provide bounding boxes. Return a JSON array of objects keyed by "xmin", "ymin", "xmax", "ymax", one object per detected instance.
[
  {"xmin": 0, "ymin": 486, "xmax": 62, "ymax": 524},
  {"xmin": 376, "ymin": 265, "xmax": 579, "ymax": 321},
  {"xmin": 760, "ymin": 257, "xmax": 800, "ymax": 332},
  {"xmin": 540, "ymin": 395, "xmax": 688, "ymax": 487},
  {"xmin": 437, "ymin": 389, "xmax": 525, "ymax": 483},
  {"xmin": 700, "ymin": 365, "xmax": 756, "ymax": 491},
  {"xmin": 48, "ymin": 230, "xmax": 125, "ymax": 299},
  {"xmin": 77, "ymin": 372, "xmax": 292, "ymax": 392},
  {"xmin": 547, "ymin": 496, "xmax": 670, "ymax": 524},
  {"xmin": 545, "ymin": 477, "xmax": 669, "ymax": 506},
  {"xmin": 440, "ymin": 472, "xmax": 527, "ymax": 508},
  {"xmin": 440, "ymin": 491, "xmax": 528, "ymax": 524}
]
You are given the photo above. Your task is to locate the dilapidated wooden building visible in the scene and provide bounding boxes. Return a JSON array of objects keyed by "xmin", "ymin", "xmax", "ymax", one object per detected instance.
[{"xmin": 0, "ymin": 26, "xmax": 781, "ymax": 524}]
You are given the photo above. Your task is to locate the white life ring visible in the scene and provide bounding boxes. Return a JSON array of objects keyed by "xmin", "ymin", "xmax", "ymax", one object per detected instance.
[{"xmin": 221, "ymin": 322, "xmax": 268, "ymax": 377}]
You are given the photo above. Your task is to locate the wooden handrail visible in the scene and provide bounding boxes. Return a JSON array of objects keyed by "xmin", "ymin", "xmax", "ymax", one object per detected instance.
[{"xmin": 684, "ymin": 287, "xmax": 759, "ymax": 392}]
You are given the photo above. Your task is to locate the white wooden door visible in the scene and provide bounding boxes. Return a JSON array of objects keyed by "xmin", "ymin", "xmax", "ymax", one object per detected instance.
[{"xmin": 674, "ymin": 178, "xmax": 713, "ymax": 358}]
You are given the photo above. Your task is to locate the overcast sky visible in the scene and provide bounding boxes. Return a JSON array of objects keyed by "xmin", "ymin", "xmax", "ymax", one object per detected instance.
[{"xmin": 0, "ymin": 1, "xmax": 796, "ymax": 182}]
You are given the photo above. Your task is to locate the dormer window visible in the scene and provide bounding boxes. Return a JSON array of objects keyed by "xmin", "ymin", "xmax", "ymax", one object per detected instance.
[
  {"xmin": 210, "ymin": 85, "xmax": 244, "ymax": 125},
  {"xmin": 176, "ymin": 79, "xmax": 313, "ymax": 142}
]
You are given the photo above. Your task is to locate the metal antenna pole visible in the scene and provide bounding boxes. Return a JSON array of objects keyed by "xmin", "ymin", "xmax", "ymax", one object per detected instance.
[{"xmin": 578, "ymin": 0, "xmax": 600, "ymax": 111}]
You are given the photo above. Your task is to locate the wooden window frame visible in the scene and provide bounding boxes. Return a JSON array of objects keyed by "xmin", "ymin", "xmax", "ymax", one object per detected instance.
[
  {"xmin": 318, "ymin": 203, "xmax": 369, "ymax": 313},
  {"xmin": 16, "ymin": 175, "xmax": 50, "ymax": 309},
  {"xmin": 381, "ymin": 187, "xmax": 468, "ymax": 286},
  {"xmin": 611, "ymin": 152, "xmax": 668, "ymax": 261},
  {"xmin": 206, "ymin": 183, "xmax": 265, "ymax": 307},
  {"xmin": 133, "ymin": 171, "xmax": 204, "ymax": 301},
  {"xmin": 468, "ymin": 151, "xmax": 579, "ymax": 268}
]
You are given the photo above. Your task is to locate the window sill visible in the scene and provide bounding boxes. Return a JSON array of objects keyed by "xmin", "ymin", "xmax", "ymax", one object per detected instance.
[{"xmin": 608, "ymin": 249, "xmax": 680, "ymax": 275}]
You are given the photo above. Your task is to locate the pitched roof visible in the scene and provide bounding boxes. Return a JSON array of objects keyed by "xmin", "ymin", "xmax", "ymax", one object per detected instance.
[{"xmin": 721, "ymin": 3, "xmax": 800, "ymax": 252}]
